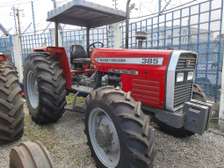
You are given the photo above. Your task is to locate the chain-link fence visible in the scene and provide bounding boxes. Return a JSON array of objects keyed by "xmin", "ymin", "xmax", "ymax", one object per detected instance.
[
  {"xmin": 20, "ymin": 31, "xmax": 53, "ymax": 62},
  {"xmin": 0, "ymin": 35, "xmax": 13, "ymax": 62},
  {"xmin": 120, "ymin": 0, "xmax": 224, "ymax": 101}
]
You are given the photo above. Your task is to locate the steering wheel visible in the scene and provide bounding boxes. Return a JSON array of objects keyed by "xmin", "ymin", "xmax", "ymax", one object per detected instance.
[{"xmin": 88, "ymin": 42, "xmax": 104, "ymax": 51}]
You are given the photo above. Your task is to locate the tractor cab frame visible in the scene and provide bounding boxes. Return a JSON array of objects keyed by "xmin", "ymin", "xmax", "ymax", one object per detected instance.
[
  {"xmin": 47, "ymin": 0, "xmax": 126, "ymax": 51},
  {"xmin": 36, "ymin": 0, "xmax": 127, "ymax": 90}
]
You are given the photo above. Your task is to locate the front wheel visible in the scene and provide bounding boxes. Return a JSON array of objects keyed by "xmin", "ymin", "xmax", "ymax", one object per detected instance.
[{"xmin": 85, "ymin": 86, "xmax": 155, "ymax": 168}]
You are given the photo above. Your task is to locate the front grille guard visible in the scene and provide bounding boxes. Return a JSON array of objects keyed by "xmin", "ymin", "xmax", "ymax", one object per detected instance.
[{"xmin": 174, "ymin": 53, "xmax": 197, "ymax": 110}]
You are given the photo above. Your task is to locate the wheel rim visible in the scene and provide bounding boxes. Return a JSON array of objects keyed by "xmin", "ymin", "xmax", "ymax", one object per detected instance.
[
  {"xmin": 88, "ymin": 108, "xmax": 120, "ymax": 168},
  {"xmin": 26, "ymin": 71, "xmax": 39, "ymax": 109}
]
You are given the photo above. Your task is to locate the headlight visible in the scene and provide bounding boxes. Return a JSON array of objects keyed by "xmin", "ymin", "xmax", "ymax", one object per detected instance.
[
  {"xmin": 187, "ymin": 71, "xmax": 194, "ymax": 80},
  {"xmin": 176, "ymin": 73, "xmax": 184, "ymax": 82}
]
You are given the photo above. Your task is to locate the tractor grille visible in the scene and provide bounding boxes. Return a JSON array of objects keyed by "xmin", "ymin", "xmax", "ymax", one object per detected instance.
[
  {"xmin": 174, "ymin": 53, "xmax": 197, "ymax": 108},
  {"xmin": 176, "ymin": 54, "xmax": 197, "ymax": 71}
]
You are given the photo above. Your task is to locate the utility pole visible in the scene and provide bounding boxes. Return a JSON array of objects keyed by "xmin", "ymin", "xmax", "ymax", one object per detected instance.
[
  {"xmin": 11, "ymin": 7, "xmax": 23, "ymax": 36},
  {"xmin": 112, "ymin": 0, "xmax": 118, "ymax": 9},
  {"xmin": 31, "ymin": 0, "xmax": 36, "ymax": 33},
  {"xmin": 16, "ymin": 8, "xmax": 22, "ymax": 36},
  {"xmin": 51, "ymin": 0, "xmax": 59, "ymax": 46},
  {"xmin": 51, "ymin": 0, "xmax": 57, "ymax": 9},
  {"xmin": 158, "ymin": 0, "xmax": 162, "ymax": 13},
  {"xmin": 11, "ymin": 7, "xmax": 18, "ymax": 34}
]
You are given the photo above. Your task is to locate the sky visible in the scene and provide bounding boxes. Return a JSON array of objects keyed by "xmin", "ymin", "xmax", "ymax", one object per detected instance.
[{"xmin": 0, "ymin": 0, "xmax": 213, "ymax": 35}]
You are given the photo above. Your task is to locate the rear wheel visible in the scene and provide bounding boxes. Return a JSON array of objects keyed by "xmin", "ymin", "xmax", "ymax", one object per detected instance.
[
  {"xmin": 0, "ymin": 61, "xmax": 24, "ymax": 144},
  {"xmin": 24, "ymin": 53, "xmax": 67, "ymax": 124},
  {"xmin": 85, "ymin": 86, "xmax": 155, "ymax": 168},
  {"xmin": 9, "ymin": 141, "xmax": 53, "ymax": 168}
]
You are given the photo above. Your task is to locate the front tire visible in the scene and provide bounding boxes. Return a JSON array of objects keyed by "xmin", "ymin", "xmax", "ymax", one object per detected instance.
[
  {"xmin": 85, "ymin": 86, "xmax": 155, "ymax": 168},
  {"xmin": 0, "ymin": 61, "xmax": 24, "ymax": 144},
  {"xmin": 24, "ymin": 53, "xmax": 67, "ymax": 124}
]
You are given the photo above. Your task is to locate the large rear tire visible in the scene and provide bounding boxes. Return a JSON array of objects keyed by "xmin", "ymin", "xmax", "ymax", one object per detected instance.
[
  {"xmin": 9, "ymin": 141, "xmax": 53, "ymax": 168},
  {"xmin": 85, "ymin": 86, "xmax": 155, "ymax": 168},
  {"xmin": 0, "ymin": 61, "xmax": 24, "ymax": 144},
  {"xmin": 24, "ymin": 53, "xmax": 67, "ymax": 125}
]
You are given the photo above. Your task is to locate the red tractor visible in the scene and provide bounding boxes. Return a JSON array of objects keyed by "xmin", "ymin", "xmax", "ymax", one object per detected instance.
[
  {"xmin": 23, "ymin": 1, "xmax": 211, "ymax": 168},
  {"xmin": 0, "ymin": 53, "xmax": 24, "ymax": 145}
]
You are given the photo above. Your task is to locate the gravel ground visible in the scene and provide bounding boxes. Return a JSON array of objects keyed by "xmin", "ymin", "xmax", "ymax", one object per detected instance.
[{"xmin": 1, "ymin": 106, "xmax": 224, "ymax": 168}]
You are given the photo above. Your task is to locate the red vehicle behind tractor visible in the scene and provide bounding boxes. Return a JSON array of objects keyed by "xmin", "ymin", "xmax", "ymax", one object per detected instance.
[{"xmin": 23, "ymin": 1, "xmax": 211, "ymax": 168}]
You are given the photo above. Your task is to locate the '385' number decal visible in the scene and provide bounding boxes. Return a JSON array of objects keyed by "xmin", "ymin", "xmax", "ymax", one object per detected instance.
[{"xmin": 142, "ymin": 58, "xmax": 162, "ymax": 65}]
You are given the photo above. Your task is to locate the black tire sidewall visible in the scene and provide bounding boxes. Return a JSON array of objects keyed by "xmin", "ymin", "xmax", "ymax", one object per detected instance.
[
  {"xmin": 24, "ymin": 57, "xmax": 40, "ymax": 117},
  {"xmin": 85, "ymin": 100, "xmax": 130, "ymax": 168}
]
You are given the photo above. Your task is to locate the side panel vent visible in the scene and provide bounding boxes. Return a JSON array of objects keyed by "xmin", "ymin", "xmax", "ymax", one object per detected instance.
[{"xmin": 132, "ymin": 79, "xmax": 161, "ymax": 106}]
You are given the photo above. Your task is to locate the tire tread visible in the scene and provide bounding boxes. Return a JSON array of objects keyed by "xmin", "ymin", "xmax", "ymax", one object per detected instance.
[
  {"xmin": 85, "ymin": 86, "xmax": 154, "ymax": 168},
  {"xmin": 0, "ymin": 61, "xmax": 24, "ymax": 144},
  {"xmin": 24, "ymin": 53, "xmax": 66, "ymax": 124}
]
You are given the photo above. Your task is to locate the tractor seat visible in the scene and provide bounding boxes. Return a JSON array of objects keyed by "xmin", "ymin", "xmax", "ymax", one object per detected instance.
[{"xmin": 70, "ymin": 45, "xmax": 91, "ymax": 64}]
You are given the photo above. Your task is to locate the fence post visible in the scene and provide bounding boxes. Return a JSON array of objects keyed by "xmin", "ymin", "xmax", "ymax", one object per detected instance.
[
  {"xmin": 219, "ymin": 41, "xmax": 224, "ymax": 122},
  {"xmin": 219, "ymin": 43, "xmax": 224, "ymax": 129},
  {"xmin": 50, "ymin": 28, "xmax": 62, "ymax": 46},
  {"xmin": 219, "ymin": 2, "xmax": 224, "ymax": 125},
  {"xmin": 113, "ymin": 23, "xmax": 122, "ymax": 48},
  {"xmin": 12, "ymin": 35, "xmax": 23, "ymax": 83}
]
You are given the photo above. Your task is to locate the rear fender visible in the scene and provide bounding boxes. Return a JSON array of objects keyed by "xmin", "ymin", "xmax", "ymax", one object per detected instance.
[{"xmin": 33, "ymin": 47, "xmax": 72, "ymax": 90}]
